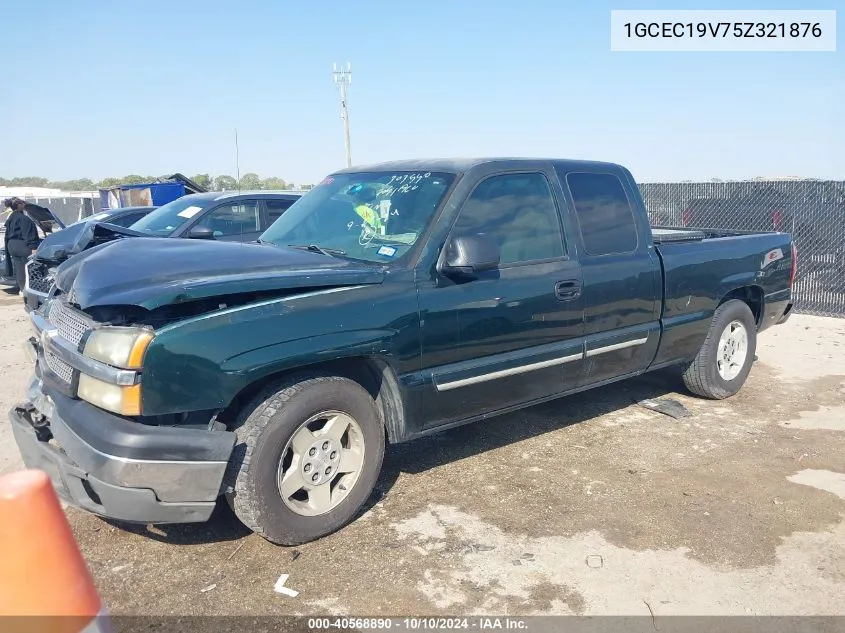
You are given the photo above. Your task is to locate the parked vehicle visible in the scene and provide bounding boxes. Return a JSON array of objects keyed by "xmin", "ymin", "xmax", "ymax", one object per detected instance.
[
  {"xmin": 10, "ymin": 158, "xmax": 796, "ymax": 546},
  {"xmin": 128, "ymin": 190, "xmax": 303, "ymax": 242},
  {"xmin": 22, "ymin": 191, "xmax": 302, "ymax": 311},
  {"xmin": 1, "ymin": 202, "xmax": 65, "ymax": 289},
  {"xmin": 24, "ymin": 206, "xmax": 158, "ymax": 310}
]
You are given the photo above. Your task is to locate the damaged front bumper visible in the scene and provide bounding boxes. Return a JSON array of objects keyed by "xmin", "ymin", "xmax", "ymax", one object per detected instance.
[{"xmin": 10, "ymin": 370, "xmax": 236, "ymax": 524}]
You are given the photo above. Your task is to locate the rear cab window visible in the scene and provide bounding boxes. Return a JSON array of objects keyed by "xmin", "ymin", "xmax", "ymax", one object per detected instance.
[{"xmin": 562, "ymin": 171, "xmax": 639, "ymax": 256}]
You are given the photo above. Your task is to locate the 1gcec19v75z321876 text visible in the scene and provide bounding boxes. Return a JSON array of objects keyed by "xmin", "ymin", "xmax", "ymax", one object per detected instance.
[{"xmin": 622, "ymin": 21, "xmax": 822, "ymax": 39}]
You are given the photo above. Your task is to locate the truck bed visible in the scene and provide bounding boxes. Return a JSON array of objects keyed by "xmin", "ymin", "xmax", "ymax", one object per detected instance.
[{"xmin": 649, "ymin": 226, "xmax": 794, "ymax": 370}]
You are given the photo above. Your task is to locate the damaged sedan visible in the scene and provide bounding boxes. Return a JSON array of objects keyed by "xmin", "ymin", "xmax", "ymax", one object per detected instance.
[{"xmin": 23, "ymin": 191, "xmax": 301, "ymax": 311}]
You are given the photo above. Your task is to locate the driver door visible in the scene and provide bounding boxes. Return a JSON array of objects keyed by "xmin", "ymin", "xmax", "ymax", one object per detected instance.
[{"xmin": 415, "ymin": 170, "xmax": 586, "ymax": 429}]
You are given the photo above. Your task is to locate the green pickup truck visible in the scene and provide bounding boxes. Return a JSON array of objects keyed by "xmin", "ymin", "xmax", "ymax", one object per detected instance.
[{"xmin": 10, "ymin": 158, "xmax": 796, "ymax": 545}]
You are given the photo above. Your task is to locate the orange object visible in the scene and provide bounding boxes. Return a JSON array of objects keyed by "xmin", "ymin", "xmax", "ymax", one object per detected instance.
[{"xmin": 0, "ymin": 469, "xmax": 110, "ymax": 633}]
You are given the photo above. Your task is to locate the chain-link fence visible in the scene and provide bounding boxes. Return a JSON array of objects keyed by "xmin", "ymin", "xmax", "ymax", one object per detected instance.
[{"xmin": 639, "ymin": 180, "xmax": 845, "ymax": 318}]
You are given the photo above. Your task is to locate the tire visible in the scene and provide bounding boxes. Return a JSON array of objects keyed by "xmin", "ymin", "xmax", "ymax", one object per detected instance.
[
  {"xmin": 223, "ymin": 372, "xmax": 385, "ymax": 545},
  {"xmin": 682, "ymin": 299, "xmax": 757, "ymax": 400}
]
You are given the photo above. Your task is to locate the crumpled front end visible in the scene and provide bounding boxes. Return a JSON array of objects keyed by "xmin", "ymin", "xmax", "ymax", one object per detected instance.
[{"xmin": 9, "ymin": 297, "xmax": 236, "ymax": 524}]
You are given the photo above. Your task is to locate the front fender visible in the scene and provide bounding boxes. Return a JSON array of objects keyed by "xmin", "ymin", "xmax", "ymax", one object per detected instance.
[
  {"xmin": 221, "ymin": 328, "xmax": 397, "ymax": 383},
  {"xmin": 137, "ymin": 275, "xmax": 420, "ymax": 416},
  {"xmin": 142, "ymin": 324, "xmax": 398, "ymax": 416}
]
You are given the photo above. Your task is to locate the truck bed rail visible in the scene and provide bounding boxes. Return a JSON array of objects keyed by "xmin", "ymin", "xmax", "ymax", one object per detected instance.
[
  {"xmin": 651, "ymin": 227, "xmax": 707, "ymax": 243},
  {"xmin": 651, "ymin": 225, "xmax": 783, "ymax": 243}
]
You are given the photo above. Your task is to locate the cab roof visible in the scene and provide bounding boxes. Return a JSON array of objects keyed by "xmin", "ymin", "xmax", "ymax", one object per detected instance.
[
  {"xmin": 332, "ymin": 157, "xmax": 627, "ymax": 175},
  {"xmin": 175, "ymin": 190, "xmax": 306, "ymax": 203}
]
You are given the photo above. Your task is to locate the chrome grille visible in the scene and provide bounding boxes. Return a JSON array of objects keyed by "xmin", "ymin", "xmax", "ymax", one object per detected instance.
[
  {"xmin": 44, "ymin": 350, "xmax": 74, "ymax": 384},
  {"xmin": 47, "ymin": 300, "xmax": 91, "ymax": 349},
  {"xmin": 26, "ymin": 260, "xmax": 53, "ymax": 294}
]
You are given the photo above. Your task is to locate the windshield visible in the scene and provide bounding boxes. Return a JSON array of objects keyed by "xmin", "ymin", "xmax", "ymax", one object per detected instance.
[
  {"xmin": 260, "ymin": 170, "xmax": 456, "ymax": 262},
  {"xmin": 69, "ymin": 211, "xmax": 112, "ymax": 227},
  {"xmin": 129, "ymin": 197, "xmax": 211, "ymax": 236}
]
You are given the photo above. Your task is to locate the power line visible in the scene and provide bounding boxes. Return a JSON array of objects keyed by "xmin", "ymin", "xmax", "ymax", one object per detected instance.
[{"xmin": 332, "ymin": 62, "xmax": 352, "ymax": 168}]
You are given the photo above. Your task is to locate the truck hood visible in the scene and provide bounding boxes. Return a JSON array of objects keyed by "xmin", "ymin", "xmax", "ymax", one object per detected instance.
[
  {"xmin": 37, "ymin": 221, "xmax": 150, "ymax": 263},
  {"xmin": 55, "ymin": 238, "xmax": 385, "ymax": 311}
]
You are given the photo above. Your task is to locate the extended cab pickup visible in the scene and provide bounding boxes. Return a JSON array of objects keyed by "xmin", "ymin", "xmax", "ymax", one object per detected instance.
[{"xmin": 10, "ymin": 158, "xmax": 796, "ymax": 545}]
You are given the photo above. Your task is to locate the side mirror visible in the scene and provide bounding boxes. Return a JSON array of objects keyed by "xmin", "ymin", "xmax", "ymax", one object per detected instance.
[
  {"xmin": 188, "ymin": 226, "xmax": 215, "ymax": 240},
  {"xmin": 440, "ymin": 233, "xmax": 500, "ymax": 278}
]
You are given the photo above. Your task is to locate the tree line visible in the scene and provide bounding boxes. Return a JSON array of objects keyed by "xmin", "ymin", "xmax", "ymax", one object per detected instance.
[{"xmin": 0, "ymin": 174, "xmax": 312, "ymax": 192}]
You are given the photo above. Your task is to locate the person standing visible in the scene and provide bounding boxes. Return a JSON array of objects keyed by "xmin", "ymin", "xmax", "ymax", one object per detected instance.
[
  {"xmin": 2, "ymin": 198, "xmax": 15, "ymax": 281},
  {"xmin": 3, "ymin": 198, "xmax": 41, "ymax": 295}
]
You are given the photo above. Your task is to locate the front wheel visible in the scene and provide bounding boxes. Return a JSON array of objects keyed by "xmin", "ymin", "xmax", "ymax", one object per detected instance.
[
  {"xmin": 682, "ymin": 299, "xmax": 757, "ymax": 399},
  {"xmin": 224, "ymin": 373, "xmax": 385, "ymax": 545}
]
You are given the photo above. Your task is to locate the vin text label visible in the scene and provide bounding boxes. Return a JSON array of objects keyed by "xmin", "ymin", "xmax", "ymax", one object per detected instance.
[{"xmin": 611, "ymin": 10, "xmax": 836, "ymax": 52}]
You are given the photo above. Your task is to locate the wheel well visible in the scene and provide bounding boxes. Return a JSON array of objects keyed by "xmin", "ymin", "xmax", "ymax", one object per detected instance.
[
  {"xmin": 219, "ymin": 357, "xmax": 407, "ymax": 444},
  {"xmin": 719, "ymin": 286, "xmax": 764, "ymax": 328}
]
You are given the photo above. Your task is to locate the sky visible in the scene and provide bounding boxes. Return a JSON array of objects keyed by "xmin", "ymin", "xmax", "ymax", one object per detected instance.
[{"xmin": 0, "ymin": 0, "xmax": 841, "ymax": 185}]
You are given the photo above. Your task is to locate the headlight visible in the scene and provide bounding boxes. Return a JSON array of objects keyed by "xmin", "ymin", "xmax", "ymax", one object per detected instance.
[
  {"xmin": 83, "ymin": 327, "xmax": 153, "ymax": 369},
  {"xmin": 77, "ymin": 375, "xmax": 141, "ymax": 416}
]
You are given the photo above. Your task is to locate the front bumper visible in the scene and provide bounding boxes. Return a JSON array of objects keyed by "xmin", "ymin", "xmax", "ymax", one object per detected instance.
[{"xmin": 10, "ymin": 371, "xmax": 236, "ymax": 524}]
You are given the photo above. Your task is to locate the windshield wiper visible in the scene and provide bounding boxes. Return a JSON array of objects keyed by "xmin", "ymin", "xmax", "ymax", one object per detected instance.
[{"xmin": 287, "ymin": 244, "xmax": 346, "ymax": 257}]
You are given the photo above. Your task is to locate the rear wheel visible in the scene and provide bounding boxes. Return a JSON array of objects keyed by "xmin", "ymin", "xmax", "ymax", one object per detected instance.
[
  {"xmin": 224, "ymin": 373, "xmax": 385, "ymax": 545},
  {"xmin": 682, "ymin": 299, "xmax": 757, "ymax": 399}
]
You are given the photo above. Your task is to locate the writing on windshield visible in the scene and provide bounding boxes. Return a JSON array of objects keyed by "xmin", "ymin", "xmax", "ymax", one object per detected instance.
[{"xmin": 260, "ymin": 171, "xmax": 455, "ymax": 263}]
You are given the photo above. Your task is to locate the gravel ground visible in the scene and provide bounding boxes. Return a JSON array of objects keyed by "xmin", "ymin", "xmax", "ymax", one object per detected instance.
[{"xmin": 1, "ymin": 293, "xmax": 844, "ymax": 617}]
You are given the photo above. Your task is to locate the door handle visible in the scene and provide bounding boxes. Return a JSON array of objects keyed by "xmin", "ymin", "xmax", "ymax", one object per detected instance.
[{"xmin": 555, "ymin": 280, "xmax": 581, "ymax": 300}]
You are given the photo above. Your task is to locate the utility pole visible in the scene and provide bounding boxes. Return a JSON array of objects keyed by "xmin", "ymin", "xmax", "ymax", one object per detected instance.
[{"xmin": 333, "ymin": 62, "xmax": 352, "ymax": 168}]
